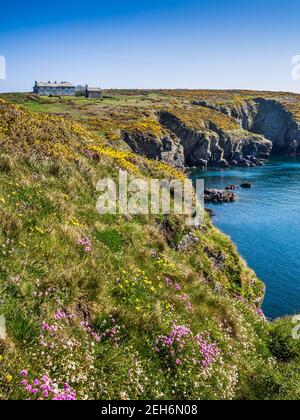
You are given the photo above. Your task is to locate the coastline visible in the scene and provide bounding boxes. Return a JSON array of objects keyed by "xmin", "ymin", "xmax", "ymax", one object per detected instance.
[{"xmin": 193, "ymin": 157, "xmax": 300, "ymax": 319}]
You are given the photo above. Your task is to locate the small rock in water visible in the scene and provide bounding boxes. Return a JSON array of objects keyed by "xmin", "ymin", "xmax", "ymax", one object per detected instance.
[
  {"xmin": 225, "ymin": 185, "xmax": 238, "ymax": 191},
  {"xmin": 204, "ymin": 189, "xmax": 237, "ymax": 203},
  {"xmin": 240, "ymin": 183, "xmax": 252, "ymax": 189}
]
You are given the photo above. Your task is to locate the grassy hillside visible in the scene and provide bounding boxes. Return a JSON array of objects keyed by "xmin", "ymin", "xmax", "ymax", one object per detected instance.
[
  {"xmin": 0, "ymin": 95, "xmax": 300, "ymax": 400},
  {"xmin": 3, "ymin": 89, "xmax": 300, "ymax": 144}
]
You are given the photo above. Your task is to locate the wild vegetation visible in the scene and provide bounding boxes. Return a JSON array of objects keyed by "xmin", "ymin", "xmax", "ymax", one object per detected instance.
[
  {"xmin": 0, "ymin": 92, "xmax": 300, "ymax": 400},
  {"xmin": 165, "ymin": 105, "xmax": 240, "ymax": 132}
]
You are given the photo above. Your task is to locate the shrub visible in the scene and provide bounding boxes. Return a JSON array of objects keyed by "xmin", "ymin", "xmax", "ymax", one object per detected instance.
[
  {"xmin": 269, "ymin": 318, "xmax": 300, "ymax": 362},
  {"xmin": 0, "ymin": 154, "xmax": 14, "ymax": 172}
]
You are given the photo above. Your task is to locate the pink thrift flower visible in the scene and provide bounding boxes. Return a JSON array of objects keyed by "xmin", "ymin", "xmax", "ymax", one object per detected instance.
[
  {"xmin": 64, "ymin": 383, "xmax": 70, "ymax": 391},
  {"xmin": 165, "ymin": 277, "xmax": 172, "ymax": 286},
  {"xmin": 25, "ymin": 385, "xmax": 32, "ymax": 393},
  {"xmin": 78, "ymin": 237, "xmax": 92, "ymax": 253}
]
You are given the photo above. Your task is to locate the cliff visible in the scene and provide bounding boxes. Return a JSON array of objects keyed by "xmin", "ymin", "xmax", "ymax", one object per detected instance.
[
  {"xmin": 192, "ymin": 93, "xmax": 300, "ymax": 156},
  {"xmin": 121, "ymin": 106, "xmax": 272, "ymax": 170},
  {"xmin": 122, "ymin": 130, "xmax": 185, "ymax": 169},
  {"xmin": 9, "ymin": 90, "xmax": 300, "ymax": 171},
  {"xmin": 159, "ymin": 110, "xmax": 271, "ymax": 168}
]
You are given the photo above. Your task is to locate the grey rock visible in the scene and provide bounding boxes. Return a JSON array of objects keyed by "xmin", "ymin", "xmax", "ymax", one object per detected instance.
[
  {"xmin": 205, "ymin": 208, "xmax": 215, "ymax": 218},
  {"xmin": 225, "ymin": 185, "xmax": 238, "ymax": 191},
  {"xmin": 177, "ymin": 233, "xmax": 199, "ymax": 252},
  {"xmin": 204, "ymin": 188, "xmax": 237, "ymax": 203},
  {"xmin": 0, "ymin": 316, "xmax": 6, "ymax": 340},
  {"xmin": 215, "ymin": 282, "xmax": 222, "ymax": 295},
  {"xmin": 240, "ymin": 183, "xmax": 252, "ymax": 189},
  {"xmin": 253, "ymin": 297, "xmax": 263, "ymax": 305},
  {"xmin": 204, "ymin": 247, "xmax": 227, "ymax": 270},
  {"xmin": 122, "ymin": 131, "xmax": 185, "ymax": 169}
]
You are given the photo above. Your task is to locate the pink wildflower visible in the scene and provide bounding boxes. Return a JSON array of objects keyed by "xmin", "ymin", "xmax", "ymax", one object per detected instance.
[
  {"xmin": 25, "ymin": 385, "xmax": 32, "ymax": 393},
  {"xmin": 77, "ymin": 237, "xmax": 92, "ymax": 253},
  {"xmin": 165, "ymin": 277, "xmax": 172, "ymax": 286}
]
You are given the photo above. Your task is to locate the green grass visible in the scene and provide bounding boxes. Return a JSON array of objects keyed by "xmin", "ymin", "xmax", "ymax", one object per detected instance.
[
  {"xmin": 95, "ymin": 228, "xmax": 126, "ymax": 252},
  {"xmin": 0, "ymin": 94, "xmax": 299, "ymax": 400}
]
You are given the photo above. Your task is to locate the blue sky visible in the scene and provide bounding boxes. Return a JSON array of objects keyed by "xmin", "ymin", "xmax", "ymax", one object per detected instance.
[{"xmin": 1, "ymin": 0, "xmax": 300, "ymax": 92}]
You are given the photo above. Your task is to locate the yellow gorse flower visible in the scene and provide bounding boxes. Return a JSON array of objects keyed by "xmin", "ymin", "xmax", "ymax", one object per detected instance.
[{"xmin": 35, "ymin": 227, "xmax": 45, "ymax": 235}]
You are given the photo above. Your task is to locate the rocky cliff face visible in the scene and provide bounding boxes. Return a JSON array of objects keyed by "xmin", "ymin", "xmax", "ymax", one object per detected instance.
[
  {"xmin": 122, "ymin": 130, "xmax": 185, "ymax": 169},
  {"xmin": 194, "ymin": 98, "xmax": 300, "ymax": 155},
  {"xmin": 159, "ymin": 111, "xmax": 272, "ymax": 168},
  {"xmin": 252, "ymin": 99, "xmax": 300, "ymax": 155},
  {"xmin": 122, "ymin": 105, "xmax": 275, "ymax": 170}
]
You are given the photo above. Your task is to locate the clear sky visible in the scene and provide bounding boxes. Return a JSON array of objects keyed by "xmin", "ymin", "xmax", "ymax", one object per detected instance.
[{"xmin": 1, "ymin": 0, "xmax": 300, "ymax": 92}]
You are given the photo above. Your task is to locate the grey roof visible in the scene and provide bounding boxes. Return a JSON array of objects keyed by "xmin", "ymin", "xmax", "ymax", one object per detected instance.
[
  {"xmin": 35, "ymin": 81, "xmax": 75, "ymax": 88},
  {"xmin": 86, "ymin": 87, "xmax": 102, "ymax": 92}
]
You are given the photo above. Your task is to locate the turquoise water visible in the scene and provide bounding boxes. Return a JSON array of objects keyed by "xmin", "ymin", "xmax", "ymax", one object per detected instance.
[{"xmin": 192, "ymin": 158, "xmax": 300, "ymax": 319}]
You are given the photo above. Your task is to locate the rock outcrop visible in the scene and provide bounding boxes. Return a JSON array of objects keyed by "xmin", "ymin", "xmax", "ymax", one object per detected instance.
[
  {"xmin": 121, "ymin": 104, "xmax": 278, "ymax": 170},
  {"xmin": 225, "ymin": 185, "xmax": 238, "ymax": 191},
  {"xmin": 251, "ymin": 99, "xmax": 300, "ymax": 155},
  {"xmin": 204, "ymin": 189, "xmax": 237, "ymax": 203},
  {"xmin": 177, "ymin": 233, "xmax": 199, "ymax": 251},
  {"xmin": 194, "ymin": 98, "xmax": 300, "ymax": 155},
  {"xmin": 159, "ymin": 111, "xmax": 272, "ymax": 169},
  {"xmin": 122, "ymin": 131, "xmax": 185, "ymax": 169},
  {"xmin": 240, "ymin": 183, "xmax": 252, "ymax": 189},
  {"xmin": 205, "ymin": 208, "xmax": 215, "ymax": 218}
]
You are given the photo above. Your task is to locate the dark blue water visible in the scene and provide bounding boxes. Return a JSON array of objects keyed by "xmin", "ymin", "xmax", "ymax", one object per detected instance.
[{"xmin": 192, "ymin": 158, "xmax": 300, "ymax": 319}]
